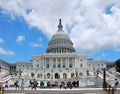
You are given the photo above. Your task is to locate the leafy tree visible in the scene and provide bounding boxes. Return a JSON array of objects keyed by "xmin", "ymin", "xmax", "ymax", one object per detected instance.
[
  {"xmin": 86, "ymin": 69, "xmax": 89, "ymax": 75},
  {"xmin": 115, "ymin": 59, "xmax": 120, "ymax": 72}
]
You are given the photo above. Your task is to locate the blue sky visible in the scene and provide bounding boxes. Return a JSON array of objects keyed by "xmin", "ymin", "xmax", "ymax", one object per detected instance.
[
  {"xmin": 0, "ymin": 0, "xmax": 120, "ymax": 63},
  {"xmin": 0, "ymin": 13, "xmax": 48, "ymax": 63}
]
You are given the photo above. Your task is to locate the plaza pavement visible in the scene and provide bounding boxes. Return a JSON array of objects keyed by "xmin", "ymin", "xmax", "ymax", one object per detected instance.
[{"xmin": 3, "ymin": 87, "xmax": 120, "ymax": 94}]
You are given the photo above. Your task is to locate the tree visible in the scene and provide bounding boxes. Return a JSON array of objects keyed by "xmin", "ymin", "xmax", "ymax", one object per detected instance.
[
  {"xmin": 86, "ymin": 69, "xmax": 89, "ymax": 75},
  {"xmin": 115, "ymin": 59, "xmax": 120, "ymax": 72}
]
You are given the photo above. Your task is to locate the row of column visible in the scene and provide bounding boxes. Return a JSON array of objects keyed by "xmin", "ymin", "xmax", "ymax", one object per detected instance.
[
  {"xmin": 48, "ymin": 48, "xmax": 74, "ymax": 53},
  {"xmin": 10, "ymin": 66, "xmax": 16, "ymax": 73},
  {"xmin": 43, "ymin": 57, "xmax": 75, "ymax": 69}
]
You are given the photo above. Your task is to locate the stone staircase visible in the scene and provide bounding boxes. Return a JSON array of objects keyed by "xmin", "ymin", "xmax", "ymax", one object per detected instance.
[{"xmin": 0, "ymin": 74, "xmax": 12, "ymax": 84}]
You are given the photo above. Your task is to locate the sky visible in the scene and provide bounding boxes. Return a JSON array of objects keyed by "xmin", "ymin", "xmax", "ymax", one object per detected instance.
[{"xmin": 0, "ymin": 0, "xmax": 120, "ymax": 63}]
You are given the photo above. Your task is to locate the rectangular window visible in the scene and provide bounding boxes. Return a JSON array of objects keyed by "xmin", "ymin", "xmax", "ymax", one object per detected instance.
[
  {"xmin": 53, "ymin": 63, "xmax": 56, "ymax": 68},
  {"xmin": 46, "ymin": 64, "xmax": 49, "ymax": 68},
  {"xmin": 63, "ymin": 63, "xmax": 66, "ymax": 68},
  {"xmin": 80, "ymin": 64, "xmax": 82, "ymax": 67},
  {"xmin": 58, "ymin": 64, "xmax": 61, "ymax": 68},
  {"xmin": 37, "ymin": 64, "xmax": 39, "ymax": 67},
  {"xmin": 69, "ymin": 64, "xmax": 72, "ymax": 68}
]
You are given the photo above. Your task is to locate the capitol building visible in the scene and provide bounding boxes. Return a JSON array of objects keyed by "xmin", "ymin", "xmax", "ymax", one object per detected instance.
[{"xmin": 0, "ymin": 19, "xmax": 106, "ymax": 83}]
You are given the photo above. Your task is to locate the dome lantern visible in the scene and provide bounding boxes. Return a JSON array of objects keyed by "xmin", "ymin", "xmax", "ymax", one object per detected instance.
[{"xmin": 58, "ymin": 19, "xmax": 63, "ymax": 31}]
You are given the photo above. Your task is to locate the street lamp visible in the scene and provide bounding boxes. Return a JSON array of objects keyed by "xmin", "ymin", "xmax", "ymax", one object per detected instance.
[
  {"xmin": 0, "ymin": 65, "xmax": 1, "ymax": 73},
  {"xmin": 103, "ymin": 65, "xmax": 107, "ymax": 89}
]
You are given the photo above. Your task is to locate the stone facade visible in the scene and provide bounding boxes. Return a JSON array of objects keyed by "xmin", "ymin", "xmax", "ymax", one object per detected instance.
[
  {"xmin": 87, "ymin": 59, "xmax": 107, "ymax": 75},
  {"xmin": 0, "ymin": 59, "xmax": 10, "ymax": 77},
  {"xmin": 15, "ymin": 19, "xmax": 106, "ymax": 82}
]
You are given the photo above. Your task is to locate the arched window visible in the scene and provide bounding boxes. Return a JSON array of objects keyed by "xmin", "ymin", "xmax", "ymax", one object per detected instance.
[
  {"xmin": 44, "ymin": 74, "xmax": 46, "ymax": 79},
  {"xmin": 63, "ymin": 73, "xmax": 67, "ymax": 79},
  {"xmin": 55, "ymin": 73, "xmax": 60, "ymax": 79},
  {"xmin": 71, "ymin": 73, "xmax": 74, "ymax": 77},
  {"xmin": 47, "ymin": 73, "xmax": 50, "ymax": 79},
  {"xmin": 79, "ymin": 73, "xmax": 83, "ymax": 76},
  {"xmin": 37, "ymin": 73, "xmax": 42, "ymax": 78}
]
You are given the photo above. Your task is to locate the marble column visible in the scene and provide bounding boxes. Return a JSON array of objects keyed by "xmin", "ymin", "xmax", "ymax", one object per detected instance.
[
  {"xmin": 44, "ymin": 58, "xmax": 46, "ymax": 69},
  {"xmin": 61, "ymin": 58, "xmax": 62, "ymax": 68}
]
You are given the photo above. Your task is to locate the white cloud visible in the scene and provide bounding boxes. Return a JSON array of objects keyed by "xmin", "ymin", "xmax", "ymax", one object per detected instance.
[
  {"xmin": 29, "ymin": 42, "xmax": 42, "ymax": 48},
  {"xmin": 38, "ymin": 38, "xmax": 42, "ymax": 42},
  {"xmin": 16, "ymin": 35, "xmax": 25, "ymax": 43},
  {"xmin": 0, "ymin": 38, "xmax": 4, "ymax": 44},
  {"xmin": 0, "ymin": 47, "xmax": 15, "ymax": 55},
  {"xmin": 0, "ymin": 0, "xmax": 120, "ymax": 54},
  {"xmin": 102, "ymin": 53, "xmax": 106, "ymax": 57},
  {"xmin": 115, "ymin": 48, "xmax": 120, "ymax": 52}
]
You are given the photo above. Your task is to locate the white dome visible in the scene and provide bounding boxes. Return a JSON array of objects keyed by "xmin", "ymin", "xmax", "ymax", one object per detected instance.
[
  {"xmin": 46, "ymin": 19, "xmax": 75, "ymax": 53},
  {"xmin": 51, "ymin": 30, "xmax": 70, "ymax": 40}
]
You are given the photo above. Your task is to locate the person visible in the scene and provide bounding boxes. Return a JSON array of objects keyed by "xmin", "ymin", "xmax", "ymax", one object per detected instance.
[
  {"xmin": 0, "ymin": 85, "xmax": 2, "ymax": 94},
  {"xmin": 114, "ymin": 79, "xmax": 119, "ymax": 91},
  {"xmin": 5, "ymin": 81, "xmax": 9, "ymax": 89},
  {"xmin": 32, "ymin": 79, "xmax": 38, "ymax": 90},
  {"xmin": 29, "ymin": 80, "xmax": 33, "ymax": 89},
  {"xmin": 59, "ymin": 83, "xmax": 62, "ymax": 89},
  {"xmin": 64, "ymin": 84, "xmax": 67, "ymax": 89},
  {"xmin": 69, "ymin": 81, "xmax": 73, "ymax": 89},
  {"xmin": 15, "ymin": 80, "xmax": 19, "ymax": 89},
  {"xmin": 0, "ymin": 85, "xmax": 4, "ymax": 94},
  {"xmin": 21, "ymin": 79, "xmax": 25, "ymax": 90},
  {"xmin": 1, "ymin": 85, "xmax": 4, "ymax": 94}
]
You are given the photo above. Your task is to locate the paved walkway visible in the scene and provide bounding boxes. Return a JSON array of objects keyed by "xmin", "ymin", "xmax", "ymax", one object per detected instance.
[{"xmin": 3, "ymin": 87, "xmax": 120, "ymax": 94}]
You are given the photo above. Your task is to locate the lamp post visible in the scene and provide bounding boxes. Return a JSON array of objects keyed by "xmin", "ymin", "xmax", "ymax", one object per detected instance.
[
  {"xmin": 0, "ymin": 65, "xmax": 1, "ymax": 73},
  {"xmin": 103, "ymin": 65, "xmax": 107, "ymax": 89},
  {"xmin": 75, "ymin": 68, "xmax": 78, "ymax": 77}
]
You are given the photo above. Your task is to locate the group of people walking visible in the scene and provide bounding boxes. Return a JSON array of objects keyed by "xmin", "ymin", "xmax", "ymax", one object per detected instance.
[
  {"xmin": 14, "ymin": 79, "xmax": 38, "ymax": 90},
  {"xmin": 14, "ymin": 79, "xmax": 25, "ymax": 90},
  {"xmin": 60, "ymin": 81, "xmax": 73, "ymax": 89},
  {"xmin": 0, "ymin": 78, "xmax": 119, "ymax": 93},
  {"xmin": 29, "ymin": 79, "xmax": 38, "ymax": 90}
]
